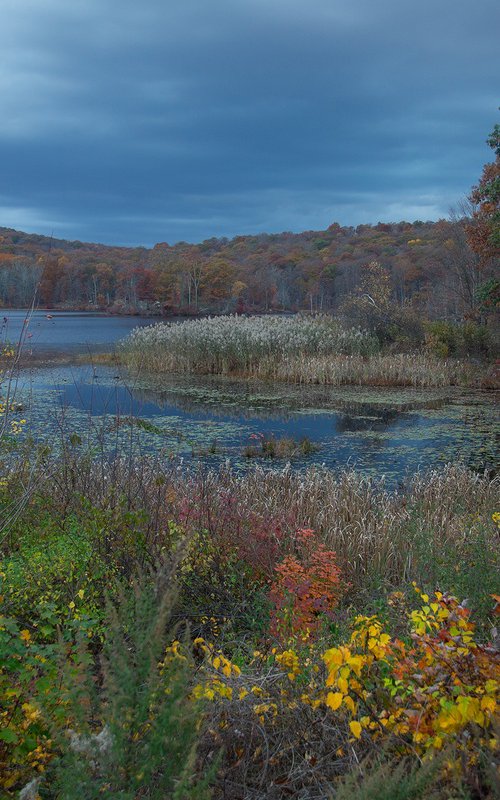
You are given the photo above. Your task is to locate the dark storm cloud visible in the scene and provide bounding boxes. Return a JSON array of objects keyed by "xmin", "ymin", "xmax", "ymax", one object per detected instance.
[{"xmin": 1, "ymin": 0, "xmax": 498, "ymax": 245}]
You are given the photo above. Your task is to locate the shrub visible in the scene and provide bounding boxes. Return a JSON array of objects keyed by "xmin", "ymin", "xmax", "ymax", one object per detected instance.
[
  {"xmin": 335, "ymin": 752, "xmax": 461, "ymax": 800},
  {"xmin": 186, "ymin": 588, "xmax": 499, "ymax": 798},
  {"xmin": 476, "ymin": 277, "xmax": 500, "ymax": 314},
  {"xmin": 6, "ymin": 568, "xmax": 212, "ymax": 799},
  {"xmin": 48, "ymin": 570, "xmax": 211, "ymax": 800},
  {"xmin": 0, "ymin": 615, "xmax": 61, "ymax": 792},
  {"xmin": 425, "ymin": 320, "xmax": 493, "ymax": 358},
  {"xmin": 269, "ymin": 528, "xmax": 346, "ymax": 643},
  {"xmin": 321, "ymin": 588, "xmax": 499, "ymax": 759},
  {"xmin": 1, "ymin": 524, "xmax": 114, "ymax": 643}
]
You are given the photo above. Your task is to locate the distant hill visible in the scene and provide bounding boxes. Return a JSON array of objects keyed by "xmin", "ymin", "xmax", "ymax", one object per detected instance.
[{"xmin": 0, "ymin": 219, "xmax": 489, "ymax": 319}]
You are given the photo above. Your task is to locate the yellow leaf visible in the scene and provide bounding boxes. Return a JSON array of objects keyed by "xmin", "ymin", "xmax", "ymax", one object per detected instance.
[
  {"xmin": 480, "ymin": 696, "xmax": 496, "ymax": 714},
  {"xmin": 346, "ymin": 655, "xmax": 364, "ymax": 676},
  {"xmin": 349, "ymin": 720, "xmax": 362, "ymax": 739},
  {"xmin": 344, "ymin": 695, "xmax": 356, "ymax": 714},
  {"xmin": 323, "ymin": 648, "xmax": 343, "ymax": 668},
  {"xmin": 326, "ymin": 692, "xmax": 343, "ymax": 711}
]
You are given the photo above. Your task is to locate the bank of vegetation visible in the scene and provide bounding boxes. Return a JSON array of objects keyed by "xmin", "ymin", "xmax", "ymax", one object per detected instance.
[
  {"xmin": 120, "ymin": 311, "xmax": 498, "ymax": 388},
  {"xmin": 1, "ymin": 434, "xmax": 499, "ymax": 798},
  {"xmin": 0, "ymin": 122, "xmax": 499, "ymax": 800}
]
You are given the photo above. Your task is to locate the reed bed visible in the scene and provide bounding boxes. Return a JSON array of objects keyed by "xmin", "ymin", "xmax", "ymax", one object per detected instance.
[
  {"xmin": 35, "ymin": 455, "xmax": 498, "ymax": 595},
  {"xmin": 169, "ymin": 464, "xmax": 498, "ymax": 589},
  {"xmin": 121, "ymin": 314, "xmax": 486, "ymax": 387},
  {"xmin": 251, "ymin": 351, "xmax": 478, "ymax": 387},
  {"xmin": 120, "ymin": 314, "xmax": 379, "ymax": 374}
]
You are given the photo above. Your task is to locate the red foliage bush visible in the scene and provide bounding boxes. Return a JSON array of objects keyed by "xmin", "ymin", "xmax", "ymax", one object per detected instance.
[{"xmin": 270, "ymin": 528, "xmax": 346, "ymax": 643}]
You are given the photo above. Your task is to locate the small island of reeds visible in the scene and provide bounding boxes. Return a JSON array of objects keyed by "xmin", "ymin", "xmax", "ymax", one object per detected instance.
[{"xmin": 120, "ymin": 313, "xmax": 497, "ymax": 388}]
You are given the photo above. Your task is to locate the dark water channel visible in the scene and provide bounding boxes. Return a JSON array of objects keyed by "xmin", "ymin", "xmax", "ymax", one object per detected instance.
[{"xmin": 3, "ymin": 311, "xmax": 498, "ymax": 483}]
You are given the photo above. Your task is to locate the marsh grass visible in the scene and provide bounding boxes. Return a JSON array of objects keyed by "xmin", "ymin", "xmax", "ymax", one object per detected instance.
[
  {"xmin": 18, "ymin": 449, "xmax": 497, "ymax": 626},
  {"xmin": 254, "ymin": 351, "xmax": 481, "ymax": 387},
  {"xmin": 120, "ymin": 314, "xmax": 491, "ymax": 387},
  {"xmin": 168, "ymin": 464, "xmax": 498, "ymax": 609},
  {"xmin": 243, "ymin": 434, "xmax": 319, "ymax": 459},
  {"xmin": 120, "ymin": 314, "xmax": 379, "ymax": 374}
]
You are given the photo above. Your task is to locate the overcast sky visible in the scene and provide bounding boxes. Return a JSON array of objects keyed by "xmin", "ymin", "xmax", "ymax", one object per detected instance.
[{"xmin": 1, "ymin": 0, "xmax": 498, "ymax": 246}]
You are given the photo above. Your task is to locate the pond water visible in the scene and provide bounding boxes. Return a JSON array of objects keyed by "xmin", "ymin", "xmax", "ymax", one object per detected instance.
[
  {"xmin": 1, "ymin": 311, "xmax": 498, "ymax": 481},
  {"xmin": 1, "ymin": 309, "xmax": 155, "ymax": 356},
  {"xmin": 5, "ymin": 314, "xmax": 498, "ymax": 484}
]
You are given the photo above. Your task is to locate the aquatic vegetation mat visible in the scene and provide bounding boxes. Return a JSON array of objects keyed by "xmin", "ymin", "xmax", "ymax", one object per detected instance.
[{"xmin": 10, "ymin": 364, "xmax": 500, "ymax": 482}]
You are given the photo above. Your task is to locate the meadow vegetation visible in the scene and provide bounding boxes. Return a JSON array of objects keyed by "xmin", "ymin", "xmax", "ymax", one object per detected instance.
[{"xmin": 1, "ymin": 436, "xmax": 498, "ymax": 798}]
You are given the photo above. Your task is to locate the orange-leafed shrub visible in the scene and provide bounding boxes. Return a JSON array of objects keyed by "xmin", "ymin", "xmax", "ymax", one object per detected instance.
[{"xmin": 270, "ymin": 528, "xmax": 346, "ymax": 643}]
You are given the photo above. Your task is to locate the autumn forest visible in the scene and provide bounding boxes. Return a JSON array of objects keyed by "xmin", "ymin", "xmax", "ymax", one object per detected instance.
[
  {"xmin": 0, "ymin": 214, "xmax": 495, "ymax": 322},
  {"xmin": 2, "ymin": 123, "xmax": 499, "ymax": 324}
]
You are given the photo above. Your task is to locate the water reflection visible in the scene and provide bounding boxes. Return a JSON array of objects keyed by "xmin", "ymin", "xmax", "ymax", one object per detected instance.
[{"xmin": 13, "ymin": 362, "xmax": 499, "ymax": 483}]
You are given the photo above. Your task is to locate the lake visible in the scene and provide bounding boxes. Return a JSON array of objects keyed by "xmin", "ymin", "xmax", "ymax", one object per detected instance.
[
  {"xmin": 0, "ymin": 309, "xmax": 155, "ymax": 356},
  {"xmin": 3, "ymin": 312, "xmax": 499, "ymax": 483}
]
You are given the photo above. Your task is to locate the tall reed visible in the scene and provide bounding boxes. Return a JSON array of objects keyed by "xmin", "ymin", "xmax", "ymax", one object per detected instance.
[
  {"xmin": 120, "ymin": 314, "xmax": 379, "ymax": 375},
  {"xmin": 30, "ymin": 453, "xmax": 498, "ymax": 597},
  {"xmin": 120, "ymin": 315, "xmax": 486, "ymax": 387},
  {"xmin": 251, "ymin": 352, "xmax": 478, "ymax": 387}
]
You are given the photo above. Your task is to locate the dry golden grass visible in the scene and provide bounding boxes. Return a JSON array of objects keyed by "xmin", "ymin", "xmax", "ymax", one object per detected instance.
[
  {"xmin": 252, "ymin": 352, "xmax": 481, "ymax": 387},
  {"xmin": 40, "ymin": 454, "xmax": 497, "ymax": 594},
  {"xmin": 178, "ymin": 464, "xmax": 497, "ymax": 588}
]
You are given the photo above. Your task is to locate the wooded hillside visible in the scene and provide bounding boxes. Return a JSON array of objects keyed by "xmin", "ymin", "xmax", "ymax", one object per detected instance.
[{"xmin": 0, "ymin": 217, "xmax": 496, "ymax": 320}]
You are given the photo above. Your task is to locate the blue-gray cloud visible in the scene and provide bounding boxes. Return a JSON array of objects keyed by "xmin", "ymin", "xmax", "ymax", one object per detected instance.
[{"xmin": 1, "ymin": 0, "xmax": 498, "ymax": 245}]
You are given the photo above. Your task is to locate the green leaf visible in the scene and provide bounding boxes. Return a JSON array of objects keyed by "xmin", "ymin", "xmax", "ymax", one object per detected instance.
[{"xmin": 0, "ymin": 728, "xmax": 19, "ymax": 744}]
